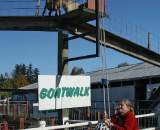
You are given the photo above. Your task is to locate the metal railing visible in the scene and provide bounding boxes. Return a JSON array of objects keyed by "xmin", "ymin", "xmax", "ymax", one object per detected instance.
[
  {"xmin": 0, "ymin": 0, "xmax": 87, "ymax": 16},
  {"xmin": 1, "ymin": 99, "xmax": 159, "ymax": 129},
  {"xmin": 68, "ymin": 100, "xmax": 160, "ymax": 129},
  {"xmin": 22, "ymin": 113, "xmax": 158, "ymax": 130},
  {"xmin": 0, "ymin": 100, "xmax": 29, "ymax": 119}
]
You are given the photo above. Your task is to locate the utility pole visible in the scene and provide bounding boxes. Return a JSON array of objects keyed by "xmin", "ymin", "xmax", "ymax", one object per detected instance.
[
  {"xmin": 148, "ymin": 32, "xmax": 151, "ymax": 49},
  {"xmin": 57, "ymin": 31, "xmax": 69, "ymax": 128}
]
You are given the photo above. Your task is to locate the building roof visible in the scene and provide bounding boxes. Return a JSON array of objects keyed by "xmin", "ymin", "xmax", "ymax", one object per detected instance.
[
  {"xmin": 20, "ymin": 62, "xmax": 160, "ymax": 90},
  {"xmin": 88, "ymin": 62, "xmax": 160, "ymax": 84},
  {"xmin": 20, "ymin": 83, "xmax": 38, "ymax": 90}
]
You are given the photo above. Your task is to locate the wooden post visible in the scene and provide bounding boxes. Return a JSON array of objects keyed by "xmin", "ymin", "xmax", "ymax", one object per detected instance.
[
  {"xmin": 24, "ymin": 102, "xmax": 29, "ymax": 120},
  {"xmin": 87, "ymin": 107, "xmax": 92, "ymax": 130},
  {"xmin": 13, "ymin": 104, "xmax": 17, "ymax": 120},
  {"xmin": 58, "ymin": 31, "xmax": 69, "ymax": 128},
  {"xmin": 87, "ymin": 0, "xmax": 105, "ymax": 15},
  {"xmin": 58, "ymin": 31, "xmax": 68, "ymax": 75},
  {"xmin": 7, "ymin": 98, "xmax": 10, "ymax": 116},
  {"xmin": 51, "ymin": 118, "xmax": 56, "ymax": 126},
  {"xmin": 87, "ymin": 107, "xmax": 91, "ymax": 120},
  {"xmin": 97, "ymin": 112, "xmax": 101, "ymax": 120},
  {"xmin": 19, "ymin": 118, "xmax": 25, "ymax": 129}
]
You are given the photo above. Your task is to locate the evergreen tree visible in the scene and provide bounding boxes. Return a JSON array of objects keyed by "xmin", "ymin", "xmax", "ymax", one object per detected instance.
[
  {"xmin": 14, "ymin": 64, "xmax": 20, "ymax": 76},
  {"xmin": 13, "ymin": 73, "xmax": 28, "ymax": 88},
  {"xmin": 27, "ymin": 64, "xmax": 34, "ymax": 83},
  {"xmin": 3, "ymin": 78, "xmax": 13, "ymax": 89},
  {"xmin": 13, "ymin": 64, "xmax": 27, "ymax": 77},
  {"xmin": 4, "ymin": 72, "xmax": 9, "ymax": 79},
  {"xmin": 20, "ymin": 64, "xmax": 27, "ymax": 75},
  {"xmin": 0, "ymin": 63, "xmax": 40, "ymax": 98},
  {"xmin": 70, "ymin": 67, "xmax": 85, "ymax": 75},
  {"xmin": 33, "ymin": 68, "xmax": 39, "ymax": 83},
  {"xmin": 0, "ymin": 74, "xmax": 5, "ymax": 88},
  {"xmin": 1, "ymin": 63, "xmax": 39, "ymax": 89}
]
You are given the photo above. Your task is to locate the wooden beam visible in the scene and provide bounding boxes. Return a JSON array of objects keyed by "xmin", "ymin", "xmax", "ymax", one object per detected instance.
[
  {"xmin": 63, "ymin": 23, "xmax": 160, "ymax": 67},
  {"xmin": 0, "ymin": 9, "xmax": 96, "ymax": 31},
  {"xmin": 0, "ymin": 16, "xmax": 60, "ymax": 31},
  {"xmin": 0, "ymin": 11, "xmax": 160, "ymax": 67}
]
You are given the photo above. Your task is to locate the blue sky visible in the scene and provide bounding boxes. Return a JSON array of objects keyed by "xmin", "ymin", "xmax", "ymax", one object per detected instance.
[{"xmin": 0, "ymin": 0, "xmax": 160, "ymax": 75}]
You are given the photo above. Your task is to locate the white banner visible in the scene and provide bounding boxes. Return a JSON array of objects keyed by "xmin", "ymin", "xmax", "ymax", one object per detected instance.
[
  {"xmin": 38, "ymin": 75, "xmax": 56, "ymax": 111},
  {"xmin": 38, "ymin": 75, "xmax": 91, "ymax": 110}
]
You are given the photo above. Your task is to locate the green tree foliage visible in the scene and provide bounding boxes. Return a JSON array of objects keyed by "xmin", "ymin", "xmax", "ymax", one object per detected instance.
[
  {"xmin": 0, "ymin": 73, "xmax": 10, "ymax": 89},
  {"xmin": 26, "ymin": 64, "xmax": 39, "ymax": 84},
  {"xmin": 27, "ymin": 64, "xmax": 33, "ymax": 83},
  {"xmin": 33, "ymin": 68, "xmax": 39, "ymax": 83},
  {"xmin": 70, "ymin": 67, "xmax": 85, "ymax": 75},
  {"xmin": 0, "ymin": 63, "xmax": 40, "ymax": 89},
  {"xmin": 0, "ymin": 74, "xmax": 5, "ymax": 87},
  {"xmin": 0, "ymin": 75, "xmax": 13, "ymax": 97},
  {"xmin": 3, "ymin": 79, "xmax": 13, "ymax": 89},
  {"xmin": 13, "ymin": 64, "xmax": 27, "ymax": 77},
  {"xmin": 13, "ymin": 73, "xmax": 28, "ymax": 89}
]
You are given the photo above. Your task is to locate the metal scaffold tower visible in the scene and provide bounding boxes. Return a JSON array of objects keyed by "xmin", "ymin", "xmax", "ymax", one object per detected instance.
[
  {"xmin": 1, "ymin": 1, "xmax": 160, "ymax": 129},
  {"xmin": 0, "ymin": 0, "xmax": 160, "ymax": 67}
]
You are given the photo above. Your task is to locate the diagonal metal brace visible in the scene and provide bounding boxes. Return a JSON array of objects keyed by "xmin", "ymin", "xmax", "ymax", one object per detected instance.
[{"xmin": 64, "ymin": 31, "xmax": 95, "ymax": 41}]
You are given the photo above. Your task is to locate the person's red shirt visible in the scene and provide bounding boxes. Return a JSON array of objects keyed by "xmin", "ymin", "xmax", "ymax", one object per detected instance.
[{"xmin": 111, "ymin": 111, "xmax": 139, "ymax": 130}]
